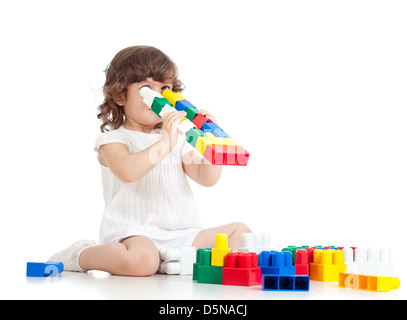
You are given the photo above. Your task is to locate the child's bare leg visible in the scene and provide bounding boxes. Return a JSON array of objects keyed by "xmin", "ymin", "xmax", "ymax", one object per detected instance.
[
  {"xmin": 78, "ymin": 236, "xmax": 160, "ymax": 276},
  {"xmin": 192, "ymin": 222, "xmax": 251, "ymax": 251}
]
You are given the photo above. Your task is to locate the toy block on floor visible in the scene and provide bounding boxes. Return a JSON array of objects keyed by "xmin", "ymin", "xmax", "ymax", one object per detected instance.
[
  {"xmin": 222, "ymin": 252, "xmax": 261, "ymax": 286},
  {"xmin": 262, "ymin": 274, "xmax": 310, "ymax": 291},
  {"xmin": 159, "ymin": 247, "xmax": 196, "ymax": 275},
  {"xmin": 26, "ymin": 261, "xmax": 64, "ymax": 277},
  {"xmin": 343, "ymin": 247, "xmax": 394, "ymax": 276},
  {"xmin": 309, "ymin": 249, "xmax": 346, "ymax": 281},
  {"xmin": 238, "ymin": 232, "xmax": 272, "ymax": 254},
  {"xmin": 259, "ymin": 251, "xmax": 296, "ymax": 276},
  {"xmin": 211, "ymin": 233, "xmax": 231, "ymax": 267},
  {"xmin": 338, "ymin": 272, "xmax": 400, "ymax": 292},
  {"xmin": 193, "ymin": 248, "xmax": 223, "ymax": 284}
]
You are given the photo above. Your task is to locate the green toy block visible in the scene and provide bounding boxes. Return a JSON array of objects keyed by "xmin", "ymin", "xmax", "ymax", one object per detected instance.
[
  {"xmin": 193, "ymin": 248, "xmax": 223, "ymax": 284},
  {"xmin": 186, "ymin": 128, "xmax": 206, "ymax": 148},
  {"xmin": 152, "ymin": 97, "xmax": 173, "ymax": 116},
  {"xmin": 197, "ymin": 265, "xmax": 223, "ymax": 284},
  {"xmin": 185, "ymin": 106, "xmax": 199, "ymax": 121}
]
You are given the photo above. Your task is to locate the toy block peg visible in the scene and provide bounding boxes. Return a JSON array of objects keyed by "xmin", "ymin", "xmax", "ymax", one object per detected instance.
[
  {"xmin": 294, "ymin": 249, "xmax": 310, "ymax": 276},
  {"xmin": 211, "ymin": 233, "xmax": 231, "ymax": 267},
  {"xmin": 239, "ymin": 232, "xmax": 271, "ymax": 254},
  {"xmin": 343, "ymin": 247, "xmax": 394, "ymax": 276}
]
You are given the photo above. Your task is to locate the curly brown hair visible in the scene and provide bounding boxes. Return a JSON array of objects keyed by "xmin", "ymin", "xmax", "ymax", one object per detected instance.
[{"xmin": 97, "ymin": 46, "xmax": 184, "ymax": 132}]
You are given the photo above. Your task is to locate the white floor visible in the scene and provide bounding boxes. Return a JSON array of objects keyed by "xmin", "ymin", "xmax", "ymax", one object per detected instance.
[{"xmin": 1, "ymin": 264, "xmax": 405, "ymax": 300}]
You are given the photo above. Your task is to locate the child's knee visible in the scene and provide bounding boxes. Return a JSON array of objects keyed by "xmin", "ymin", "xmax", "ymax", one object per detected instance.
[{"xmin": 124, "ymin": 249, "xmax": 160, "ymax": 276}]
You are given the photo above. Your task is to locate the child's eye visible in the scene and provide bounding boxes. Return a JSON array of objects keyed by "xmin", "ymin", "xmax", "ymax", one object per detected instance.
[{"xmin": 161, "ymin": 85, "xmax": 171, "ymax": 91}]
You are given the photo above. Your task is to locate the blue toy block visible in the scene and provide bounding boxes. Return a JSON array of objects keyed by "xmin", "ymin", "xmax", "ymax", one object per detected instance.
[
  {"xmin": 201, "ymin": 122, "xmax": 230, "ymax": 138},
  {"xmin": 175, "ymin": 100, "xmax": 196, "ymax": 112},
  {"xmin": 259, "ymin": 251, "xmax": 296, "ymax": 276},
  {"xmin": 26, "ymin": 261, "xmax": 64, "ymax": 277},
  {"xmin": 262, "ymin": 274, "xmax": 310, "ymax": 291},
  {"xmin": 26, "ymin": 262, "xmax": 46, "ymax": 277}
]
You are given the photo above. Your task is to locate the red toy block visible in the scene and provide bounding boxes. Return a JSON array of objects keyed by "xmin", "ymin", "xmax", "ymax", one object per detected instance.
[
  {"xmin": 203, "ymin": 145, "xmax": 250, "ymax": 166},
  {"xmin": 192, "ymin": 114, "xmax": 211, "ymax": 130},
  {"xmin": 294, "ymin": 249, "xmax": 310, "ymax": 275},
  {"xmin": 222, "ymin": 252, "xmax": 261, "ymax": 286}
]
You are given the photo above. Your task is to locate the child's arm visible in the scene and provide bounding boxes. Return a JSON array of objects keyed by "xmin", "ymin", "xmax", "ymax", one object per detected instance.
[
  {"xmin": 99, "ymin": 111, "xmax": 186, "ymax": 183},
  {"xmin": 181, "ymin": 110, "xmax": 223, "ymax": 187}
]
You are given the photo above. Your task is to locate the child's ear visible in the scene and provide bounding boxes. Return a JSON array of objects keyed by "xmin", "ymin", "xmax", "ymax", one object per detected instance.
[{"xmin": 115, "ymin": 93, "xmax": 126, "ymax": 106}]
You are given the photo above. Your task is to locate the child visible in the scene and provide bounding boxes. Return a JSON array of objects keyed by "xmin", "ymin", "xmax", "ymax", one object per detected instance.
[{"xmin": 50, "ymin": 46, "xmax": 251, "ymax": 276}]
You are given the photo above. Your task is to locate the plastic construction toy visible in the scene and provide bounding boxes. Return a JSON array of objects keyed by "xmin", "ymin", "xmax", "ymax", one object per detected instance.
[
  {"xmin": 238, "ymin": 232, "xmax": 272, "ymax": 254},
  {"xmin": 26, "ymin": 261, "xmax": 64, "ymax": 277},
  {"xmin": 259, "ymin": 251, "xmax": 296, "ymax": 276},
  {"xmin": 159, "ymin": 247, "xmax": 196, "ymax": 275},
  {"xmin": 222, "ymin": 252, "xmax": 261, "ymax": 286},
  {"xmin": 343, "ymin": 247, "xmax": 394, "ymax": 276},
  {"xmin": 193, "ymin": 248, "xmax": 223, "ymax": 284},
  {"xmin": 338, "ymin": 272, "xmax": 400, "ymax": 292},
  {"xmin": 211, "ymin": 233, "xmax": 231, "ymax": 267},
  {"xmin": 139, "ymin": 87, "xmax": 250, "ymax": 166},
  {"xmin": 262, "ymin": 274, "xmax": 310, "ymax": 291},
  {"xmin": 309, "ymin": 249, "xmax": 346, "ymax": 282}
]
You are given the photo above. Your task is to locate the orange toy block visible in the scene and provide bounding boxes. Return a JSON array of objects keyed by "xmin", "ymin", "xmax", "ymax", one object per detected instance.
[{"xmin": 309, "ymin": 249, "xmax": 347, "ymax": 282}]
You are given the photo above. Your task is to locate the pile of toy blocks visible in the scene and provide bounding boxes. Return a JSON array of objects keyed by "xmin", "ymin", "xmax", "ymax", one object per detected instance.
[
  {"xmin": 139, "ymin": 87, "xmax": 250, "ymax": 166},
  {"xmin": 192, "ymin": 233, "xmax": 309, "ymax": 291},
  {"xmin": 281, "ymin": 244, "xmax": 400, "ymax": 292},
  {"xmin": 191, "ymin": 233, "xmax": 400, "ymax": 293}
]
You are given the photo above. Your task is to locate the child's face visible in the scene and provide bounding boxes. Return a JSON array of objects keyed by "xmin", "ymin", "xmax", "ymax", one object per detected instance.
[{"xmin": 119, "ymin": 77, "xmax": 173, "ymax": 131}]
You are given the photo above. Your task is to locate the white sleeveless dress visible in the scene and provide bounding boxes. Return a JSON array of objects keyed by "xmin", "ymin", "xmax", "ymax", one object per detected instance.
[{"xmin": 94, "ymin": 126, "xmax": 202, "ymax": 245}]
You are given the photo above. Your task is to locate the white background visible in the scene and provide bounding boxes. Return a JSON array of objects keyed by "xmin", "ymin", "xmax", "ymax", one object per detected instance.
[{"xmin": 0, "ymin": 0, "xmax": 406, "ymax": 299}]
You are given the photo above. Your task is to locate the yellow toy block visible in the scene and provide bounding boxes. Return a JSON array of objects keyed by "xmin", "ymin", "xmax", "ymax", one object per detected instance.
[
  {"xmin": 211, "ymin": 233, "xmax": 231, "ymax": 267},
  {"xmin": 310, "ymin": 249, "xmax": 347, "ymax": 282},
  {"xmin": 338, "ymin": 272, "xmax": 400, "ymax": 292},
  {"xmin": 194, "ymin": 134, "xmax": 239, "ymax": 156},
  {"xmin": 162, "ymin": 89, "xmax": 186, "ymax": 106}
]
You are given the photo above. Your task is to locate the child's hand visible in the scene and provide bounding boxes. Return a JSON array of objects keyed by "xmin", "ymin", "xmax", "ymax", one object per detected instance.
[
  {"xmin": 198, "ymin": 109, "xmax": 218, "ymax": 125},
  {"xmin": 161, "ymin": 111, "xmax": 187, "ymax": 151}
]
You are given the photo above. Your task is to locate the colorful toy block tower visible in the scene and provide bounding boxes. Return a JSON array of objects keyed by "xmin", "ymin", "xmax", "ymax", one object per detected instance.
[{"xmin": 139, "ymin": 87, "xmax": 250, "ymax": 166}]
